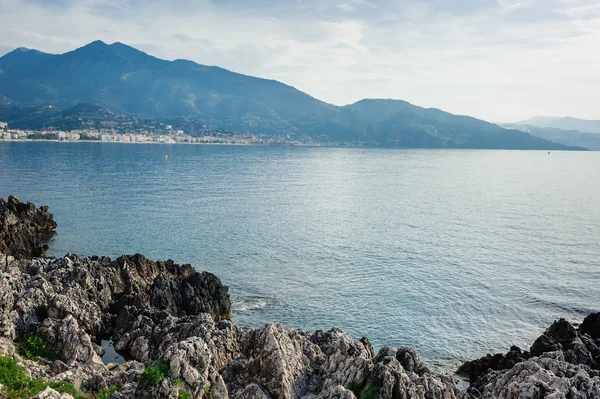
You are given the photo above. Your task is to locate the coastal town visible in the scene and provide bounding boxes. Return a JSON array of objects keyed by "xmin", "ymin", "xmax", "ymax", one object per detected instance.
[{"xmin": 0, "ymin": 120, "xmax": 283, "ymax": 145}]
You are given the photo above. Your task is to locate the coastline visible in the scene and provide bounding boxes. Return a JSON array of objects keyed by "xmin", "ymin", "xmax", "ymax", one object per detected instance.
[
  {"xmin": 0, "ymin": 196, "xmax": 598, "ymax": 399},
  {"xmin": 1, "ymin": 139, "xmax": 596, "ymax": 151}
]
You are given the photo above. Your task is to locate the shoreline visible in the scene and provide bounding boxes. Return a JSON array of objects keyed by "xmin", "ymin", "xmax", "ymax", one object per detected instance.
[
  {"xmin": 0, "ymin": 196, "xmax": 599, "ymax": 398},
  {"xmin": 0, "ymin": 139, "xmax": 596, "ymax": 151}
]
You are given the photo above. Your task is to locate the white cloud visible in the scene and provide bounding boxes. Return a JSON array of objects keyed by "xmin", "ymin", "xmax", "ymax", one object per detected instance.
[
  {"xmin": 337, "ymin": 3, "xmax": 357, "ymax": 13},
  {"xmin": 0, "ymin": 0, "xmax": 599, "ymax": 122}
]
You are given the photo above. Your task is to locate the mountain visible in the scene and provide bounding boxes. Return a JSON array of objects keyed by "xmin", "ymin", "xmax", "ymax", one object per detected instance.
[
  {"xmin": 0, "ymin": 40, "xmax": 583, "ymax": 149},
  {"xmin": 0, "ymin": 41, "xmax": 361, "ymax": 140},
  {"xmin": 515, "ymin": 116, "xmax": 600, "ymax": 134},
  {"xmin": 344, "ymin": 99, "xmax": 581, "ymax": 149},
  {"xmin": 503, "ymin": 123, "xmax": 600, "ymax": 151},
  {"xmin": 0, "ymin": 47, "xmax": 57, "ymax": 74}
]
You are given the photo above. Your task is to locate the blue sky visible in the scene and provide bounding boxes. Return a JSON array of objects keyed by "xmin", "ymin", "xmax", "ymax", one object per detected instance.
[{"xmin": 0, "ymin": 0, "xmax": 599, "ymax": 122}]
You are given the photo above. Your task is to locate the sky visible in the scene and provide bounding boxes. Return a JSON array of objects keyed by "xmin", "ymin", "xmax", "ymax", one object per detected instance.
[{"xmin": 0, "ymin": 0, "xmax": 599, "ymax": 122}]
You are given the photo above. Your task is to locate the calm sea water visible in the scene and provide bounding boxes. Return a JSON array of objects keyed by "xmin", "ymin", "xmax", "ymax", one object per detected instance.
[{"xmin": 0, "ymin": 142, "xmax": 598, "ymax": 370}]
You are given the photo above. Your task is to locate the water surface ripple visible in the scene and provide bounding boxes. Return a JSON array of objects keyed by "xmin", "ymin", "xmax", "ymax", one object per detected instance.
[{"xmin": 1, "ymin": 142, "xmax": 598, "ymax": 370}]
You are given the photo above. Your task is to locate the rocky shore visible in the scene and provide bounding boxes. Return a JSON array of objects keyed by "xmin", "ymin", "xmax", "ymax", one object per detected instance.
[{"xmin": 0, "ymin": 196, "xmax": 598, "ymax": 399}]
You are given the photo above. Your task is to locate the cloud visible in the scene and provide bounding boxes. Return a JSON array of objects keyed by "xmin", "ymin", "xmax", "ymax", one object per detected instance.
[
  {"xmin": 337, "ymin": 3, "xmax": 357, "ymax": 13},
  {"xmin": 0, "ymin": 0, "xmax": 598, "ymax": 122}
]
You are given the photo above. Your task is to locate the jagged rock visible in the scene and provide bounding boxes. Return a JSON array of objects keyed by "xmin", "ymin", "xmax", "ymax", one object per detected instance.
[
  {"xmin": 371, "ymin": 347, "xmax": 467, "ymax": 399},
  {"xmin": 0, "ymin": 252, "xmax": 231, "ymax": 343},
  {"xmin": 161, "ymin": 337, "xmax": 211, "ymax": 398},
  {"xmin": 224, "ymin": 323, "xmax": 315, "ymax": 399},
  {"xmin": 580, "ymin": 313, "xmax": 600, "ymax": 339},
  {"xmin": 311, "ymin": 329, "xmax": 372, "ymax": 396},
  {"xmin": 33, "ymin": 387, "xmax": 74, "ymax": 399},
  {"xmin": 0, "ymin": 195, "xmax": 56, "ymax": 258},
  {"xmin": 327, "ymin": 386, "xmax": 357, "ymax": 399},
  {"xmin": 0, "ymin": 337, "xmax": 15, "ymax": 356},
  {"xmin": 461, "ymin": 314, "xmax": 600, "ymax": 396},
  {"xmin": 457, "ymin": 345, "xmax": 529, "ymax": 389},
  {"xmin": 530, "ymin": 318, "xmax": 599, "ymax": 370},
  {"xmin": 39, "ymin": 315, "xmax": 105, "ymax": 369},
  {"xmin": 477, "ymin": 352, "xmax": 600, "ymax": 398},
  {"xmin": 229, "ymin": 383, "xmax": 269, "ymax": 399}
]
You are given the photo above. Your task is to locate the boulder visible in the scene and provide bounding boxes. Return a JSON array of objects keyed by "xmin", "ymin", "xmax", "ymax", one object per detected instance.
[{"xmin": 0, "ymin": 195, "xmax": 56, "ymax": 259}]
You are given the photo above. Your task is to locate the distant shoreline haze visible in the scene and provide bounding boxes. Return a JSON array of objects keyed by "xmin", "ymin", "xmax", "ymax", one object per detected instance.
[{"xmin": 0, "ymin": 41, "xmax": 587, "ymax": 150}]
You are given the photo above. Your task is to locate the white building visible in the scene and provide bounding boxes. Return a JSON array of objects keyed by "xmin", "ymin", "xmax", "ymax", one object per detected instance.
[{"xmin": 0, "ymin": 122, "xmax": 7, "ymax": 129}]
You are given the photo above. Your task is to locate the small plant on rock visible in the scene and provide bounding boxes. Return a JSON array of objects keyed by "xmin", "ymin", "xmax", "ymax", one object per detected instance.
[
  {"xmin": 17, "ymin": 335, "xmax": 51, "ymax": 360},
  {"xmin": 178, "ymin": 390, "xmax": 192, "ymax": 399},
  {"xmin": 139, "ymin": 360, "xmax": 170, "ymax": 389},
  {"xmin": 359, "ymin": 382, "xmax": 380, "ymax": 399},
  {"xmin": 96, "ymin": 386, "xmax": 118, "ymax": 399},
  {"xmin": 48, "ymin": 380, "xmax": 88, "ymax": 399},
  {"xmin": 347, "ymin": 380, "xmax": 362, "ymax": 394},
  {"xmin": 0, "ymin": 356, "xmax": 48, "ymax": 399}
]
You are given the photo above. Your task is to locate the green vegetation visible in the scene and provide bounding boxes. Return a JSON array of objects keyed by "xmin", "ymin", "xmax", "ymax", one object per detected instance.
[
  {"xmin": 359, "ymin": 382, "xmax": 380, "ymax": 399},
  {"xmin": 178, "ymin": 390, "xmax": 192, "ymax": 399},
  {"xmin": 49, "ymin": 380, "xmax": 77, "ymax": 395},
  {"xmin": 26, "ymin": 133, "xmax": 56, "ymax": 140},
  {"xmin": 0, "ymin": 356, "xmax": 47, "ymax": 399},
  {"xmin": 17, "ymin": 335, "xmax": 51, "ymax": 360},
  {"xmin": 347, "ymin": 380, "xmax": 361, "ymax": 392},
  {"xmin": 139, "ymin": 360, "xmax": 170, "ymax": 389},
  {"xmin": 96, "ymin": 386, "xmax": 118, "ymax": 399},
  {"xmin": 347, "ymin": 381, "xmax": 380, "ymax": 399},
  {"xmin": 0, "ymin": 356, "xmax": 91, "ymax": 399},
  {"xmin": 48, "ymin": 381, "xmax": 88, "ymax": 399}
]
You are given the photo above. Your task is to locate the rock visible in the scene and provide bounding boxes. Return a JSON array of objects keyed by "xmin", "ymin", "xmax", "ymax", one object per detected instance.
[
  {"xmin": 327, "ymin": 386, "xmax": 357, "ymax": 399},
  {"xmin": 0, "ymin": 195, "xmax": 56, "ymax": 259},
  {"xmin": 477, "ymin": 352, "xmax": 600, "ymax": 398},
  {"xmin": 224, "ymin": 323, "xmax": 315, "ymax": 399},
  {"xmin": 371, "ymin": 347, "xmax": 467, "ymax": 399},
  {"xmin": 530, "ymin": 318, "xmax": 599, "ymax": 369},
  {"xmin": 39, "ymin": 315, "xmax": 105, "ymax": 369},
  {"xmin": 0, "ymin": 337, "xmax": 15, "ymax": 356},
  {"xmin": 457, "ymin": 345, "xmax": 528, "ymax": 389},
  {"xmin": 0, "ymin": 252, "xmax": 231, "ymax": 344},
  {"xmin": 161, "ymin": 337, "xmax": 211, "ymax": 398},
  {"xmin": 580, "ymin": 313, "xmax": 600, "ymax": 339},
  {"xmin": 461, "ymin": 315, "xmax": 600, "ymax": 398},
  {"xmin": 311, "ymin": 328, "xmax": 372, "ymax": 396},
  {"xmin": 33, "ymin": 387, "xmax": 74, "ymax": 399},
  {"xmin": 230, "ymin": 383, "xmax": 269, "ymax": 399}
]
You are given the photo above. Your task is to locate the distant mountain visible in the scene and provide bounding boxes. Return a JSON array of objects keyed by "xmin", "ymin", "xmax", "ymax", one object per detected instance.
[
  {"xmin": 0, "ymin": 40, "xmax": 583, "ymax": 150},
  {"xmin": 344, "ymin": 99, "xmax": 581, "ymax": 149},
  {"xmin": 503, "ymin": 123, "xmax": 600, "ymax": 151},
  {"xmin": 0, "ymin": 47, "xmax": 56, "ymax": 74},
  {"xmin": 515, "ymin": 116, "xmax": 600, "ymax": 134},
  {"xmin": 0, "ymin": 101, "xmax": 120, "ymax": 131}
]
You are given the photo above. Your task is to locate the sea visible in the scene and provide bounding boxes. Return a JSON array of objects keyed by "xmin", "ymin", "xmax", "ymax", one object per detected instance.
[{"xmin": 0, "ymin": 141, "xmax": 598, "ymax": 371}]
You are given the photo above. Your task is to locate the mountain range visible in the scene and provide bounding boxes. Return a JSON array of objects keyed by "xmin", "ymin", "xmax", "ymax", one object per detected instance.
[
  {"xmin": 0, "ymin": 40, "xmax": 585, "ymax": 150},
  {"xmin": 515, "ymin": 116, "xmax": 600, "ymax": 134},
  {"xmin": 503, "ymin": 123, "xmax": 600, "ymax": 151}
]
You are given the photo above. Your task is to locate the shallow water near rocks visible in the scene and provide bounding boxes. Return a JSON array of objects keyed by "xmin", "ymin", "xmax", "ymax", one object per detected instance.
[
  {"xmin": 101, "ymin": 339, "xmax": 126, "ymax": 365},
  {"xmin": 1, "ymin": 142, "xmax": 599, "ymax": 371}
]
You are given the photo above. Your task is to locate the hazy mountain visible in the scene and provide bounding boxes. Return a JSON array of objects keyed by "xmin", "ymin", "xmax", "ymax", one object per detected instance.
[
  {"xmin": 0, "ymin": 47, "xmax": 57, "ymax": 74},
  {"xmin": 344, "ymin": 99, "xmax": 579, "ymax": 149},
  {"xmin": 0, "ymin": 40, "xmax": 583, "ymax": 149},
  {"xmin": 515, "ymin": 116, "xmax": 600, "ymax": 134},
  {"xmin": 503, "ymin": 123, "xmax": 600, "ymax": 151},
  {"xmin": 0, "ymin": 41, "xmax": 361, "ymax": 140}
]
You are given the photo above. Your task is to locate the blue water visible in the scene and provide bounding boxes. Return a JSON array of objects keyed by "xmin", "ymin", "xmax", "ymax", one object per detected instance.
[{"xmin": 1, "ymin": 141, "xmax": 599, "ymax": 370}]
